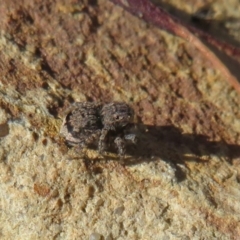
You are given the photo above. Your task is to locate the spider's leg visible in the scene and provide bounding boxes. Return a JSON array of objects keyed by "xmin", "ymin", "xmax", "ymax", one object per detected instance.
[
  {"xmin": 114, "ymin": 136, "xmax": 126, "ymax": 157},
  {"xmin": 98, "ymin": 128, "xmax": 108, "ymax": 154}
]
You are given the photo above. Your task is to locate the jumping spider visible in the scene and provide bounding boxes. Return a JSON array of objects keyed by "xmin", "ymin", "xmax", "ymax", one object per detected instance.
[{"xmin": 60, "ymin": 102, "xmax": 137, "ymax": 157}]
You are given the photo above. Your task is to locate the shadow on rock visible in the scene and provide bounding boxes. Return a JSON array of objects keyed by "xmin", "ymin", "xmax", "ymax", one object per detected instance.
[
  {"xmin": 80, "ymin": 124, "xmax": 240, "ymax": 182},
  {"xmin": 124, "ymin": 124, "xmax": 240, "ymax": 166}
]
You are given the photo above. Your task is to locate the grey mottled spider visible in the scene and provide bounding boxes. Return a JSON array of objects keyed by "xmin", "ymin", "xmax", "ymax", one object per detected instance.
[{"xmin": 60, "ymin": 101, "xmax": 137, "ymax": 157}]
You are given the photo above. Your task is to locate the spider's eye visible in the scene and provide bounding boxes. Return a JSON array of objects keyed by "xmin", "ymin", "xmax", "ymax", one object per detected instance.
[{"xmin": 115, "ymin": 115, "xmax": 119, "ymax": 120}]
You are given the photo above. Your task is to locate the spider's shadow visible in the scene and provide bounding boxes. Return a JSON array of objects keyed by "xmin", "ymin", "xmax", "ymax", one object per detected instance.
[
  {"xmin": 124, "ymin": 124, "xmax": 240, "ymax": 164},
  {"xmin": 81, "ymin": 124, "xmax": 240, "ymax": 182}
]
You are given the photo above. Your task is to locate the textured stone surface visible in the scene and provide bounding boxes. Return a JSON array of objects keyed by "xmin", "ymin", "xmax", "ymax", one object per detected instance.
[{"xmin": 0, "ymin": 0, "xmax": 240, "ymax": 239}]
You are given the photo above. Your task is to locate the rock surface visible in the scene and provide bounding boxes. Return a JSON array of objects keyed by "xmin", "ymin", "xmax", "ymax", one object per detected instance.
[{"xmin": 0, "ymin": 0, "xmax": 240, "ymax": 239}]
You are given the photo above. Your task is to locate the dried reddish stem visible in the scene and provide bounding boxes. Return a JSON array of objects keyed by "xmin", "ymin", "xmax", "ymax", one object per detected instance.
[{"xmin": 110, "ymin": 0, "xmax": 240, "ymax": 93}]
